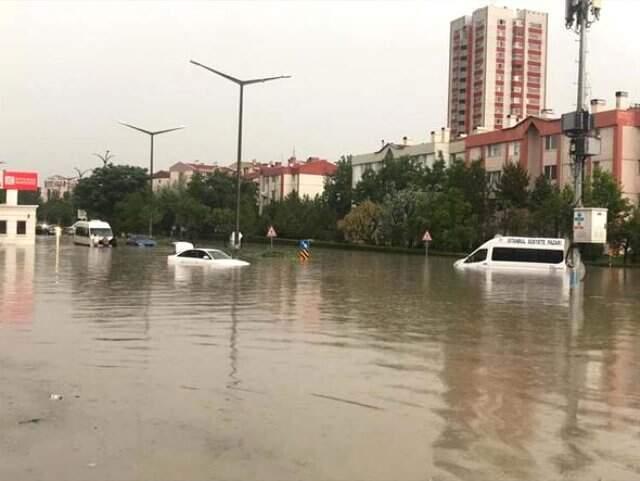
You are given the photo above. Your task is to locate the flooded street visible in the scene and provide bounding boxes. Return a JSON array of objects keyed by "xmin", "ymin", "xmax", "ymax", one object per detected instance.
[{"xmin": 2, "ymin": 239, "xmax": 640, "ymax": 481}]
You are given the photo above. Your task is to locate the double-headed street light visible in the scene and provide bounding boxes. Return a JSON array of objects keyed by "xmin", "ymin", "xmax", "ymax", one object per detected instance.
[
  {"xmin": 119, "ymin": 121, "xmax": 184, "ymax": 236},
  {"xmin": 190, "ymin": 59, "xmax": 291, "ymax": 249}
]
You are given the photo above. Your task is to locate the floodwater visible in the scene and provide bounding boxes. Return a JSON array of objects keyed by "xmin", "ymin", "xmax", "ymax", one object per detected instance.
[{"xmin": 1, "ymin": 239, "xmax": 640, "ymax": 481}]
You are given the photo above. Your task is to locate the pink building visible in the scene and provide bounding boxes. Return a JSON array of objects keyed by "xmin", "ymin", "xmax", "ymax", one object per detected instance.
[
  {"xmin": 448, "ymin": 5, "xmax": 548, "ymax": 138},
  {"xmin": 463, "ymin": 93, "xmax": 640, "ymax": 203}
]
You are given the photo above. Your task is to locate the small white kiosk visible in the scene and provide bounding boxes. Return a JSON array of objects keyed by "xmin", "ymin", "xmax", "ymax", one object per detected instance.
[{"xmin": 0, "ymin": 170, "xmax": 39, "ymax": 245}]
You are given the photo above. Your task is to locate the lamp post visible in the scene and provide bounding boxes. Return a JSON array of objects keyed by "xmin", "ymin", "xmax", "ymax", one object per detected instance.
[
  {"xmin": 119, "ymin": 121, "xmax": 184, "ymax": 236},
  {"xmin": 190, "ymin": 59, "xmax": 290, "ymax": 249}
]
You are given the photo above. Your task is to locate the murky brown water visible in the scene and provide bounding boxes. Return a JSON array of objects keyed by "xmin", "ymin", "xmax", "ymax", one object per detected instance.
[{"xmin": 1, "ymin": 239, "xmax": 640, "ymax": 481}]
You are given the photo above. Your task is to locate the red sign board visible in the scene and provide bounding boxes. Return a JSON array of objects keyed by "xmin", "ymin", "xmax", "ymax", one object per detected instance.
[
  {"xmin": 2, "ymin": 171, "xmax": 39, "ymax": 191},
  {"xmin": 422, "ymin": 230, "xmax": 432, "ymax": 242},
  {"xmin": 266, "ymin": 226, "xmax": 277, "ymax": 238}
]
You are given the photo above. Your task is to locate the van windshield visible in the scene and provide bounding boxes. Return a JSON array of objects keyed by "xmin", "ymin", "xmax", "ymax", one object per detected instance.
[
  {"xmin": 90, "ymin": 228, "xmax": 113, "ymax": 237},
  {"xmin": 464, "ymin": 248, "xmax": 487, "ymax": 264}
]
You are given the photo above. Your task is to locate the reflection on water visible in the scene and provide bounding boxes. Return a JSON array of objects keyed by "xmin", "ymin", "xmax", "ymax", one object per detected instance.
[
  {"xmin": 1, "ymin": 240, "xmax": 640, "ymax": 481},
  {"xmin": 0, "ymin": 244, "xmax": 35, "ymax": 324}
]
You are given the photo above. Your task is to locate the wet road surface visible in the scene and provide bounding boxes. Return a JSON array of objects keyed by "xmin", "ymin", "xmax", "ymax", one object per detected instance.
[{"xmin": 1, "ymin": 239, "xmax": 640, "ymax": 480}]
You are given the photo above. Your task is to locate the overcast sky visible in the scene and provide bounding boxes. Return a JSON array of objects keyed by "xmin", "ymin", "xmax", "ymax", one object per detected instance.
[{"xmin": 1, "ymin": 0, "xmax": 639, "ymax": 179}]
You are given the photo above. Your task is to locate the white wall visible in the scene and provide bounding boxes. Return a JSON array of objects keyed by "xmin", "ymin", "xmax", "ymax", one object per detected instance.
[{"xmin": 0, "ymin": 205, "xmax": 38, "ymax": 245}]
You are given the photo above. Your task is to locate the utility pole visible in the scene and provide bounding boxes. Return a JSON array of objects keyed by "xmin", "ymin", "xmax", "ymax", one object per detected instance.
[
  {"xmin": 562, "ymin": 0, "xmax": 606, "ymax": 285},
  {"xmin": 190, "ymin": 60, "xmax": 290, "ymax": 250},
  {"xmin": 119, "ymin": 122, "xmax": 184, "ymax": 236},
  {"xmin": 563, "ymin": 0, "xmax": 602, "ymax": 207}
]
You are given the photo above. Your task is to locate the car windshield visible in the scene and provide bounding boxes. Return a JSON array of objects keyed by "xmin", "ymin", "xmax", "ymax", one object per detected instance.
[
  {"xmin": 90, "ymin": 228, "xmax": 113, "ymax": 237},
  {"xmin": 206, "ymin": 250, "xmax": 231, "ymax": 260}
]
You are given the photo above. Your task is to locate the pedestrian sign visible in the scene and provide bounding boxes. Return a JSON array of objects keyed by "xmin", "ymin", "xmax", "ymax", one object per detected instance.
[
  {"xmin": 422, "ymin": 230, "xmax": 432, "ymax": 242},
  {"xmin": 267, "ymin": 226, "xmax": 277, "ymax": 238}
]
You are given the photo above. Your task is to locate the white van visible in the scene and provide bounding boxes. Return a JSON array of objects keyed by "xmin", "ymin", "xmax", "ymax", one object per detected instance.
[
  {"xmin": 454, "ymin": 236, "xmax": 567, "ymax": 272},
  {"xmin": 73, "ymin": 220, "xmax": 115, "ymax": 247}
]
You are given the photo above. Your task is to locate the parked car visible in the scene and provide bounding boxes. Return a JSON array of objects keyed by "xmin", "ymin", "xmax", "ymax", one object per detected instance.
[
  {"xmin": 36, "ymin": 223, "xmax": 54, "ymax": 235},
  {"xmin": 126, "ymin": 234, "xmax": 157, "ymax": 247}
]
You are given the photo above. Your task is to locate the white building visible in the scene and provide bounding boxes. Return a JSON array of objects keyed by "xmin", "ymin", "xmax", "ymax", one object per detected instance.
[
  {"xmin": 448, "ymin": 5, "xmax": 548, "ymax": 137},
  {"xmin": 256, "ymin": 157, "xmax": 337, "ymax": 213},
  {"xmin": 0, "ymin": 190, "xmax": 38, "ymax": 245},
  {"xmin": 350, "ymin": 129, "xmax": 462, "ymax": 188}
]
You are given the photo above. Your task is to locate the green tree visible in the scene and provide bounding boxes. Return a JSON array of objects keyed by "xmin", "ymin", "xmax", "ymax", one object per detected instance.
[
  {"xmin": 353, "ymin": 167, "xmax": 379, "ymax": 204},
  {"xmin": 379, "ymin": 189, "xmax": 423, "ymax": 247},
  {"xmin": 529, "ymin": 175, "xmax": 574, "ymax": 238},
  {"xmin": 324, "ymin": 156, "xmax": 353, "ymax": 219},
  {"xmin": 39, "ymin": 197, "xmax": 75, "ymax": 226},
  {"xmin": 338, "ymin": 200, "xmax": 382, "ymax": 244},
  {"xmin": 584, "ymin": 169, "xmax": 632, "ymax": 259},
  {"xmin": 73, "ymin": 164, "xmax": 148, "ymax": 231},
  {"xmin": 495, "ymin": 162, "xmax": 530, "ymax": 235},
  {"xmin": 114, "ymin": 191, "xmax": 159, "ymax": 235}
]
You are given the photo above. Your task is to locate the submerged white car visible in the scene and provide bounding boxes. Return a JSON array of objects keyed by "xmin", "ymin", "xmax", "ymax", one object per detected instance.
[{"xmin": 167, "ymin": 242, "xmax": 250, "ymax": 268}]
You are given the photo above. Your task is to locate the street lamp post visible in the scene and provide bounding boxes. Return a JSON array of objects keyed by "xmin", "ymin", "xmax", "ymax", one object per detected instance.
[
  {"xmin": 190, "ymin": 60, "xmax": 290, "ymax": 249},
  {"xmin": 119, "ymin": 121, "xmax": 184, "ymax": 236}
]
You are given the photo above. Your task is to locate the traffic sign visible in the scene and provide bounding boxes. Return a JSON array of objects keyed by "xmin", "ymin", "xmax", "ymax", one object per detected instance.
[
  {"xmin": 422, "ymin": 230, "xmax": 432, "ymax": 242},
  {"xmin": 266, "ymin": 226, "xmax": 277, "ymax": 238}
]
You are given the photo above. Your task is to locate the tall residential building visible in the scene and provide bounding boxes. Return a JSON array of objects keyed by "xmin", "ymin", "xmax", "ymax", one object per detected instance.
[{"xmin": 448, "ymin": 5, "xmax": 548, "ymax": 138}]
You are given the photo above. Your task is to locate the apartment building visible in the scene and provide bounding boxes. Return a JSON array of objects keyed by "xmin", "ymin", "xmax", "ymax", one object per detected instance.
[
  {"xmin": 350, "ymin": 129, "xmax": 464, "ymax": 188},
  {"xmin": 41, "ymin": 174, "xmax": 78, "ymax": 201},
  {"xmin": 464, "ymin": 92, "xmax": 640, "ymax": 202},
  {"xmin": 448, "ymin": 5, "xmax": 548, "ymax": 138},
  {"xmin": 256, "ymin": 157, "xmax": 336, "ymax": 213},
  {"xmin": 167, "ymin": 161, "xmax": 232, "ymax": 187}
]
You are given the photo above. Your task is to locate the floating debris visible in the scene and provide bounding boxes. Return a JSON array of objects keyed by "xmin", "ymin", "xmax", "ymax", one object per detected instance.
[
  {"xmin": 49, "ymin": 394, "xmax": 63, "ymax": 401},
  {"xmin": 18, "ymin": 418, "xmax": 43, "ymax": 425},
  {"xmin": 311, "ymin": 393, "xmax": 383, "ymax": 411}
]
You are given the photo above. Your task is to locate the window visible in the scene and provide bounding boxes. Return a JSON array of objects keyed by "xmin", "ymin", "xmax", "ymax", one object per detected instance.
[
  {"xmin": 513, "ymin": 86, "xmax": 522, "ymax": 93},
  {"xmin": 178, "ymin": 250, "xmax": 211, "ymax": 259},
  {"xmin": 464, "ymin": 248, "xmax": 488, "ymax": 264},
  {"xmin": 17, "ymin": 221, "xmax": 26, "ymax": 235},
  {"xmin": 488, "ymin": 170, "xmax": 502, "ymax": 187},
  {"xmin": 488, "ymin": 144, "xmax": 501, "ymax": 157},
  {"xmin": 593, "ymin": 161, "xmax": 600, "ymax": 171},
  {"xmin": 544, "ymin": 135, "xmax": 558, "ymax": 150},
  {"xmin": 207, "ymin": 250, "xmax": 231, "ymax": 260},
  {"xmin": 512, "ymin": 142, "xmax": 520, "ymax": 156},
  {"xmin": 513, "ymin": 97, "xmax": 521, "ymax": 104},
  {"xmin": 491, "ymin": 247, "xmax": 564, "ymax": 264},
  {"xmin": 0, "ymin": 220, "xmax": 6, "ymax": 234},
  {"xmin": 544, "ymin": 165, "xmax": 558, "ymax": 180}
]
